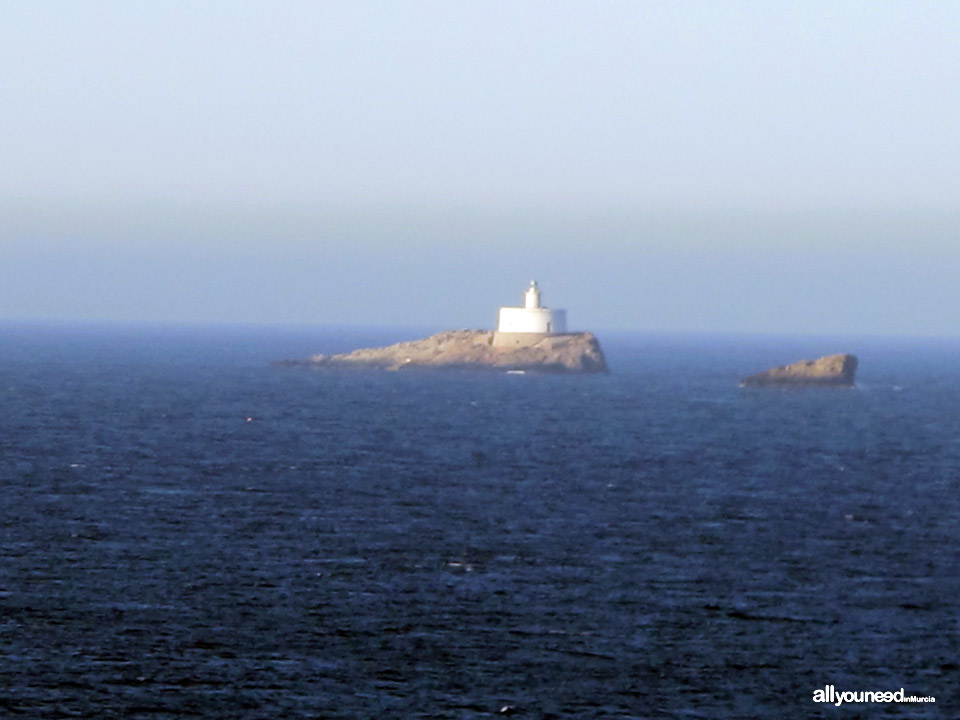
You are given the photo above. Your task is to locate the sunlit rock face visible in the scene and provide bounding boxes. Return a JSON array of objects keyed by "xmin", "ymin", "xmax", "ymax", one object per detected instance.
[
  {"xmin": 277, "ymin": 330, "xmax": 609, "ymax": 374},
  {"xmin": 741, "ymin": 354, "xmax": 858, "ymax": 387}
]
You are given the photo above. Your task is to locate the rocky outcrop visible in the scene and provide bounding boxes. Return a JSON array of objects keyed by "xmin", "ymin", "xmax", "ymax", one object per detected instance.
[
  {"xmin": 741, "ymin": 354, "xmax": 858, "ymax": 387},
  {"xmin": 276, "ymin": 330, "xmax": 608, "ymax": 374}
]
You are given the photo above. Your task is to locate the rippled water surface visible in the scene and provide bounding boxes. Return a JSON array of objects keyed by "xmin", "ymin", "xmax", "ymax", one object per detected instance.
[{"xmin": 1, "ymin": 324, "xmax": 958, "ymax": 718}]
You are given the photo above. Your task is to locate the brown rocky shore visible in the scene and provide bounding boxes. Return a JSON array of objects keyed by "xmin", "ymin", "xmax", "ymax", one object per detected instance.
[
  {"xmin": 275, "ymin": 330, "xmax": 609, "ymax": 374},
  {"xmin": 741, "ymin": 354, "xmax": 858, "ymax": 387}
]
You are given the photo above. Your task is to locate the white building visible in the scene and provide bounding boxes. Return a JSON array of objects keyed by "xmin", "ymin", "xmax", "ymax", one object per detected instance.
[{"xmin": 496, "ymin": 281, "xmax": 567, "ymax": 334}]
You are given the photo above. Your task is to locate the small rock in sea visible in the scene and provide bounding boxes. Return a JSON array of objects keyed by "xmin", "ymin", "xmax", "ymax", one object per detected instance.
[{"xmin": 740, "ymin": 354, "xmax": 858, "ymax": 387}]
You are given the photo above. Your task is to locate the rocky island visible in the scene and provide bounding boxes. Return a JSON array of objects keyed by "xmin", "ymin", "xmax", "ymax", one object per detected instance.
[
  {"xmin": 741, "ymin": 354, "xmax": 858, "ymax": 387},
  {"xmin": 278, "ymin": 281, "xmax": 608, "ymax": 374},
  {"xmin": 276, "ymin": 329, "xmax": 608, "ymax": 374}
]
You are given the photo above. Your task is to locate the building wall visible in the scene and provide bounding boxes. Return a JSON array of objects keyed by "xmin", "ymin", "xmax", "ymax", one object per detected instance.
[{"xmin": 497, "ymin": 307, "xmax": 567, "ymax": 334}]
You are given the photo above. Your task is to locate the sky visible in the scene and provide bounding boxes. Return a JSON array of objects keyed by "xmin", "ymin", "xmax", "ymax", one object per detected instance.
[{"xmin": 1, "ymin": 1, "xmax": 959, "ymax": 335}]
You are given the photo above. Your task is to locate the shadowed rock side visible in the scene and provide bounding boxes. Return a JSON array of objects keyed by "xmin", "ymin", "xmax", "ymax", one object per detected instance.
[
  {"xmin": 276, "ymin": 330, "xmax": 609, "ymax": 374},
  {"xmin": 741, "ymin": 354, "xmax": 858, "ymax": 387}
]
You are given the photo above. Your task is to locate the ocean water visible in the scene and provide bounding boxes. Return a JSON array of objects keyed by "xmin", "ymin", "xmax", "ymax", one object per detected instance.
[{"xmin": 1, "ymin": 323, "xmax": 957, "ymax": 719}]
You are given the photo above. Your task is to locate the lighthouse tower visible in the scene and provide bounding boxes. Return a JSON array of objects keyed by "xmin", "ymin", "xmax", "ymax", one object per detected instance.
[
  {"xmin": 494, "ymin": 281, "xmax": 567, "ymax": 346},
  {"xmin": 523, "ymin": 281, "xmax": 541, "ymax": 310}
]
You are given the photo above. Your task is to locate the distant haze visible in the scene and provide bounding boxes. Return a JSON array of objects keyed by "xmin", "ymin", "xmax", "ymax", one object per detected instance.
[{"xmin": 2, "ymin": 1, "xmax": 959, "ymax": 335}]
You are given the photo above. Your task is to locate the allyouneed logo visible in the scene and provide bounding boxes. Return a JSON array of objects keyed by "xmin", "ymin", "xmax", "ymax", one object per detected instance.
[{"xmin": 813, "ymin": 685, "xmax": 935, "ymax": 706}]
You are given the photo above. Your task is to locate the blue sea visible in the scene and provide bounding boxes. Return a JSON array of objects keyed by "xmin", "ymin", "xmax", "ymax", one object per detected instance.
[{"xmin": 1, "ymin": 323, "xmax": 957, "ymax": 719}]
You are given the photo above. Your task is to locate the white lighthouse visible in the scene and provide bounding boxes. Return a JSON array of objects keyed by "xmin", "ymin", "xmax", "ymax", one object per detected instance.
[{"xmin": 495, "ymin": 281, "xmax": 568, "ymax": 343}]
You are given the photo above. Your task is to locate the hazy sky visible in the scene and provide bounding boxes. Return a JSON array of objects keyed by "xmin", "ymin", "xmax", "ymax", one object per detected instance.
[{"xmin": 2, "ymin": 1, "xmax": 959, "ymax": 334}]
